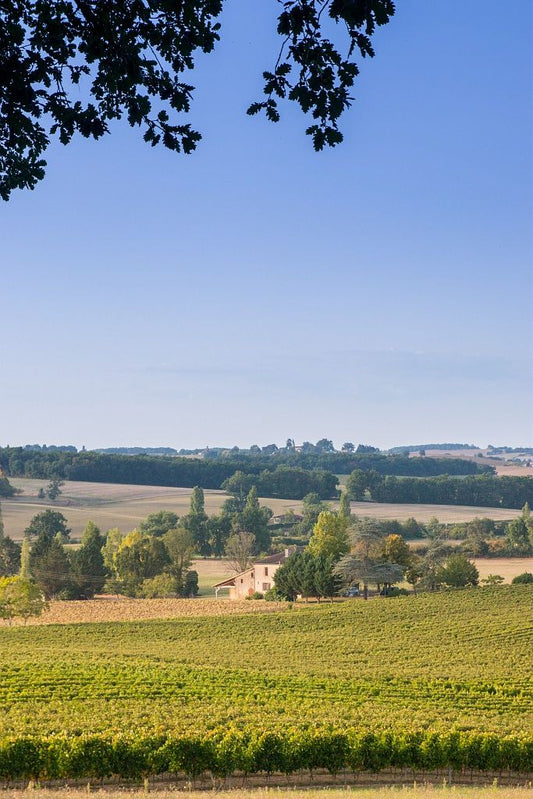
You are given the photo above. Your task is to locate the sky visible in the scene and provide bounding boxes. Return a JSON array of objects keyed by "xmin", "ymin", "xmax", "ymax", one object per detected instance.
[{"xmin": 0, "ymin": 0, "xmax": 531, "ymax": 451}]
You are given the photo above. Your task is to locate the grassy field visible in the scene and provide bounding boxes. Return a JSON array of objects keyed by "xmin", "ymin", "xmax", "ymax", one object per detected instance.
[{"xmin": 2, "ymin": 478, "xmax": 521, "ymax": 541}]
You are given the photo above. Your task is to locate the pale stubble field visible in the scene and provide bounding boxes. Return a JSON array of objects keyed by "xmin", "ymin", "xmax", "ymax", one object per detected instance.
[{"xmin": 2, "ymin": 478, "xmax": 521, "ymax": 541}]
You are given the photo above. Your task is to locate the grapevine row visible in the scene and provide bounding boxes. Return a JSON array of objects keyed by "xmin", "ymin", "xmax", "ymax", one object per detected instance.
[{"xmin": 0, "ymin": 730, "xmax": 532, "ymax": 780}]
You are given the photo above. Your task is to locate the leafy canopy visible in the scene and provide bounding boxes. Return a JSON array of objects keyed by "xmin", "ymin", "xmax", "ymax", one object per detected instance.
[{"xmin": 0, "ymin": 0, "xmax": 395, "ymax": 199}]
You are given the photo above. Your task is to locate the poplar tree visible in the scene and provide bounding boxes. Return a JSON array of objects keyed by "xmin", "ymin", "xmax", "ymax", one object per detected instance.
[
  {"xmin": 19, "ymin": 539, "xmax": 31, "ymax": 581},
  {"xmin": 0, "ymin": 503, "xmax": 21, "ymax": 576},
  {"xmin": 309, "ymin": 511, "xmax": 349, "ymax": 561},
  {"xmin": 339, "ymin": 491, "xmax": 351, "ymax": 520}
]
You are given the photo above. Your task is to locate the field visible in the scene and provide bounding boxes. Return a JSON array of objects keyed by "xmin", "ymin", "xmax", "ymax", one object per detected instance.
[
  {"xmin": 0, "ymin": 597, "xmax": 286, "ymax": 626},
  {"xmin": 472, "ymin": 558, "xmax": 533, "ymax": 582},
  {"xmin": 0, "ymin": 586, "xmax": 531, "ymax": 781},
  {"xmin": 1, "ymin": 478, "xmax": 522, "ymax": 542},
  {"xmin": 415, "ymin": 450, "xmax": 532, "ymax": 479}
]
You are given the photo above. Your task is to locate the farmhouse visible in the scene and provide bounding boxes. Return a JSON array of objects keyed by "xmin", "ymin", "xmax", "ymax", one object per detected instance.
[{"xmin": 214, "ymin": 548, "xmax": 297, "ymax": 599}]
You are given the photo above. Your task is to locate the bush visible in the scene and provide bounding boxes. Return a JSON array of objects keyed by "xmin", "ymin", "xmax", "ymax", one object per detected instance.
[
  {"xmin": 381, "ymin": 587, "xmax": 409, "ymax": 597},
  {"xmin": 246, "ymin": 591, "xmax": 263, "ymax": 600},
  {"xmin": 264, "ymin": 587, "xmax": 286, "ymax": 601},
  {"xmin": 183, "ymin": 570, "xmax": 199, "ymax": 597},
  {"xmin": 139, "ymin": 574, "xmax": 177, "ymax": 598},
  {"xmin": 511, "ymin": 572, "xmax": 533, "ymax": 585}
]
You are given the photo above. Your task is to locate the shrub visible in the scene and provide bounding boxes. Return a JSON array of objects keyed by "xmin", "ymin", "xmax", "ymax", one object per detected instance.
[
  {"xmin": 139, "ymin": 574, "xmax": 177, "ymax": 598},
  {"xmin": 183, "ymin": 570, "xmax": 199, "ymax": 597},
  {"xmin": 264, "ymin": 587, "xmax": 286, "ymax": 601},
  {"xmin": 511, "ymin": 572, "xmax": 533, "ymax": 585}
]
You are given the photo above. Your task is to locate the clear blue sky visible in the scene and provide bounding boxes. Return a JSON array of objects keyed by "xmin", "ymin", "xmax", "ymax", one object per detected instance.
[{"xmin": 1, "ymin": 0, "xmax": 531, "ymax": 451}]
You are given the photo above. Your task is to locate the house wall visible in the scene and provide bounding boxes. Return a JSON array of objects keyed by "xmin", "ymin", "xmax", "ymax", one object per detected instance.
[
  {"xmin": 253, "ymin": 562, "xmax": 280, "ymax": 594},
  {"xmin": 229, "ymin": 568, "xmax": 255, "ymax": 599}
]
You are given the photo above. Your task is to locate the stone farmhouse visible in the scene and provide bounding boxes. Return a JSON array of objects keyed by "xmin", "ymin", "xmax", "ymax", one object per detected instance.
[{"xmin": 214, "ymin": 548, "xmax": 297, "ymax": 599}]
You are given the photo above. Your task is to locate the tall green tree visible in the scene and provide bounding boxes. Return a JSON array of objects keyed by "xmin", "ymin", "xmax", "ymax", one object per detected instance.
[
  {"xmin": 273, "ymin": 553, "xmax": 303, "ymax": 601},
  {"xmin": 0, "ymin": 503, "xmax": 21, "ymax": 576},
  {"xmin": 338, "ymin": 491, "xmax": 351, "ymax": 520},
  {"xmin": 31, "ymin": 535, "xmax": 74, "ymax": 599},
  {"xmin": 221, "ymin": 472, "xmax": 255, "ymax": 510},
  {"xmin": 206, "ymin": 514, "xmax": 233, "ymax": 557},
  {"xmin": 308, "ymin": 511, "xmax": 349, "ymax": 561},
  {"xmin": 114, "ymin": 532, "xmax": 170, "ymax": 596},
  {"xmin": 139, "ymin": 511, "xmax": 179, "ymax": 538},
  {"xmin": 505, "ymin": 517, "xmax": 531, "ymax": 555},
  {"xmin": 240, "ymin": 487, "xmax": 272, "ymax": 553},
  {"xmin": 163, "ymin": 527, "xmax": 194, "ymax": 593},
  {"xmin": 313, "ymin": 554, "xmax": 340, "ymax": 601},
  {"xmin": 72, "ymin": 521, "xmax": 106, "ymax": 599},
  {"xmin": 182, "ymin": 487, "xmax": 210, "ymax": 555},
  {"xmin": 334, "ymin": 518, "xmax": 396, "ymax": 599},
  {"xmin": 24, "ymin": 510, "xmax": 70, "ymax": 543},
  {"xmin": 102, "ymin": 528, "xmax": 123, "ymax": 575},
  {"xmin": 437, "ymin": 554, "xmax": 479, "ymax": 588}
]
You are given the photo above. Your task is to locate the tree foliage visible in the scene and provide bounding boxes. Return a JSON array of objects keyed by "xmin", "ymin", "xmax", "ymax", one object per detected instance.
[
  {"xmin": 0, "ymin": 503, "xmax": 21, "ymax": 577},
  {"xmin": 71, "ymin": 521, "xmax": 106, "ymax": 598},
  {"xmin": 437, "ymin": 554, "xmax": 479, "ymax": 589},
  {"xmin": 308, "ymin": 510, "xmax": 349, "ymax": 561},
  {"xmin": 0, "ymin": 1, "xmax": 396, "ymax": 199},
  {"xmin": 0, "ymin": 576, "xmax": 47, "ymax": 623},
  {"xmin": 24, "ymin": 510, "xmax": 70, "ymax": 543},
  {"xmin": 273, "ymin": 550, "xmax": 340, "ymax": 601},
  {"xmin": 139, "ymin": 510, "xmax": 179, "ymax": 537}
]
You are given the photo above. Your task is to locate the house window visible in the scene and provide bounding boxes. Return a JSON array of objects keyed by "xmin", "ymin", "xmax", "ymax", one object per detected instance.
[
  {"xmin": 262, "ymin": 582, "xmax": 270, "ymax": 591},
  {"xmin": 264, "ymin": 567, "xmax": 268, "ymax": 576},
  {"xmin": 240, "ymin": 578, "xmax": 243, "ymax": 584}
]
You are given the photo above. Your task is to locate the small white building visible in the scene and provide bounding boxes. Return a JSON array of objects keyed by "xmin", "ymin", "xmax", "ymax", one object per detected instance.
[{"xmin": 214, "ymin": 548, "xmax": 297, "ymax": 599}]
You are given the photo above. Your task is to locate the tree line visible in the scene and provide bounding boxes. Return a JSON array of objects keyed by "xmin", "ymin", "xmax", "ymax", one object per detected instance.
[
  {"xmin": 0, "ymin": 446, "xmax": 492, "ymax": 494},
  {"xmin": 346, "ymin": 471, "xmax": 533, "ymax": 510},
  {"xmin": 0, "ymin": 448, "xmax": 338, "ymax": 499}
]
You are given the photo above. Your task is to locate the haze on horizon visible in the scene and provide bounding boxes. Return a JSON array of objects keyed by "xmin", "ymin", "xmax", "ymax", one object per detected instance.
[{"xmin": 1, "ymin": 1, "xmax": 531, "ymax": 453}]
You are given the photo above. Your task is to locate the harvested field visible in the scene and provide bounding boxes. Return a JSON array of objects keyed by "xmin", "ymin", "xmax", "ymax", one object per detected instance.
[
  {"xmin": 473, "ymin": 557, "xmax": 533, "ymax": 582},
  {"xmin": 2, "ymin": 479, "xmax": 521, "ymax": 541},
  {"xmin": 3, "ymin": 479, "xmax": 301, "ymax": 541},
  {"xmin": 0, "ymin": 597, "xmax": 287, "ymax": 627},
  {"xmin": 416, "ymin": 450, "xmax": 532, "ymax": 478},
  {"xmin": 343, "ymin": 502, "xmax": 520, "ymax": 524}
]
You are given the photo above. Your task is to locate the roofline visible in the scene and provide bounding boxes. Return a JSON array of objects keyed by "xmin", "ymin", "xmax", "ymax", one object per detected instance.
[{"xmin": 213, "ymin": 567, "xmax": 254, "ymax": 588}]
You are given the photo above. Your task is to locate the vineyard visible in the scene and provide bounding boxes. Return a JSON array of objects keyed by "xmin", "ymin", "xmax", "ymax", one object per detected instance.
[{"xmin": 0, "ymin": 586, "xmax": 532, "ymax": 780}]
